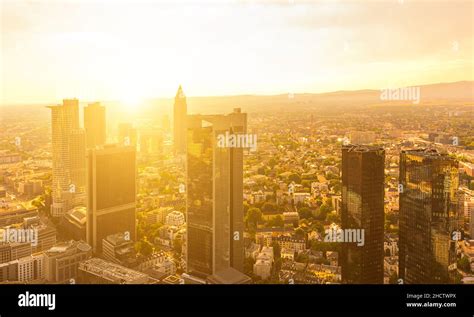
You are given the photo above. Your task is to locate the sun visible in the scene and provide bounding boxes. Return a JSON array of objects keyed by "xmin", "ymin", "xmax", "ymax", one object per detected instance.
[{"xmin": 118, "ymin": 89, "xmax": 145, "ymax": 113}]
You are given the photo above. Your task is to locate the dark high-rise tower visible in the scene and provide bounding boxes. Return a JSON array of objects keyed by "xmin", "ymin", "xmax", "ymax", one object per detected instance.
[
  {"xmin": 399, "ymin": 149, "xmax": 459, "ymax": 284},
  {"xmin": 173, "ymin": 85, "xmax": 187, "ymax": 154},
  {"xmin": 341, "ymin": 145, "xmax": 385, "ymax": 284},
  {"xmin": 186, "ymin": 109, "xmax": 249, "ymax": 283},
  {"xmin": 86, "ymin": 144, "xmax": 136, "ymax": 255},
  {"xmin": 84, "ymin": 102, "xmax": 106, "ymax": 148}
]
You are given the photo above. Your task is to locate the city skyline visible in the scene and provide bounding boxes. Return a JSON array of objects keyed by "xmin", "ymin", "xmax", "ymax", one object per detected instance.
[
  {"xmin": 1, "ymin": 0, "xmax": 474, "ymax": 314},
  {"xmin": 1, "ymin": 0, "xmax": 474, "ymax": 291}
]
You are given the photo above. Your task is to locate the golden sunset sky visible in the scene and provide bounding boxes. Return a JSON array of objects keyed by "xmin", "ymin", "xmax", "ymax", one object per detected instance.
[{"xmin": 1, "ymin": 0, "xmax": 473, "ymax": 105}]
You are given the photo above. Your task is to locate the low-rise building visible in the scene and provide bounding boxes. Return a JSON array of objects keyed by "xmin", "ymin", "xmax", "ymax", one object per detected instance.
[
  {"xmin": 165, "ymin": 210, "xmax": 185, "ymax": 227},
  {"xmin": 77, "ymin": 257, "xmax": 150, "ymax": 284},
  {"xmin": 44, "ymin": 240, "xmax": 92, "ymax": 283}
]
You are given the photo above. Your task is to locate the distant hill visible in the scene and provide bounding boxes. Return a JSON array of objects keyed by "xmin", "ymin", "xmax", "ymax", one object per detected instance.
[
  {"xmin": 2, "ymin": 81, "xmax": 472, "ymax": 117},
  {"xmin": 153, "ymin": 80, "xmax": 474, "ymax": 114}
]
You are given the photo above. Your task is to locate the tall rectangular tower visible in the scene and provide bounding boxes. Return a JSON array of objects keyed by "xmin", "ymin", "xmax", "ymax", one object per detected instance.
[
  {"xmin": 399, "ymin": 148, "xmax": 459, "ymax": 284},
  {"xmin": 341, "ymin": 145, "xmax": 385, "ymax": 284},
  {"xmin": 186, "ymin": 109, "xmax": 248, "ymax": 281},
  {"xmin": 84, "ymin": 102, "xmax": 106, "ymax": 148},
  {"xmin": 48, "ymin": 99, "xmax": 86, "ymax": 217},
  {"xmin": 86, "ymin": 144, "xmax": 136, "ymax": 255}
]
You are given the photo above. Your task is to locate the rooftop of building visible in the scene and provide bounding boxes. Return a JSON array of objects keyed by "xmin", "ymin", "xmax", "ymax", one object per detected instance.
[
  {"xmin": 342, "ymin": 144, "xmax": 384, "ymax": 152},
  {"xmin": 103, "ymin": 232, "xmax": 134, "ymax": 247},
  {"xmin": 206, "ymin": 267, "xmax": 251, "ymax": 284},
  {"xmin": 79, "ymin": 257, "xmax": 148, "ymax": 283},
  {"xmin": 401, "ymin": 148, "xmax": 454, "ymax": 159},
  {"xmin": 45, "ymin": 240, "xmax": 90, "ymax": 255},
  {"xmin": 65, "ymin": 206, "xmax": 87, "ymax": 225}
]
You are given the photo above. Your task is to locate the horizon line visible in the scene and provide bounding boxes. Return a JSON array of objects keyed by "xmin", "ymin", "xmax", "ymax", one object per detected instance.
[{"xmin": 1, "ymin": 79, "xmax": 472, "ymax": 107}]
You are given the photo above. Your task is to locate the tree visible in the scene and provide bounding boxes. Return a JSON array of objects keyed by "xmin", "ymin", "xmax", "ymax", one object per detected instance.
[
  {"xmin": 268, "ymin": 158, "xmax": 277, "ymax": 168},
  {"xmin": 136, "ymin": 240, "xmax": 153, "ymax": 257},
  {"xmin": 319, "ymin": 203, "xmax": 332, "ymax": 214},
  {"xmin": 246, "ymin": 207, "xmax": 263, "ymax": 228},
  {"xmin": 311, "ymin": 240, "xmax": 340, "ymax": 254},
  {"xmin": 298, "ymin": 207, "xmax": 313, "ymax": 220},
  {"xmin": 295, "ymin": 227, "xmax": 306, "ymax": 240},
  {"xmin": 262, "ymin": 202, "xmax": 276, "ymax": 213},
  {"xmin": 326, "ymin": 212, "xmax": 340, "ymax": 223},
  {"xmin": 267, "ymin": 215, "xmax": 284, "ymax": 228},
  {"xmin": 458, "ymin": 256, "xmax": 471, "ymax": 273},
  {"xmin": 243, "ymin": 202, "xmax": 250, "ymax": 214},
  {"xmin": 295, "ymin": 252, "xmax": 309, "ymax": 263},
  {"xmin": 244, "ymin": 257, "xmax": 255, "ymax": 276},
  {"xmin": 311, "ymin": 221, "xmax": 324, "ymax": 234}
]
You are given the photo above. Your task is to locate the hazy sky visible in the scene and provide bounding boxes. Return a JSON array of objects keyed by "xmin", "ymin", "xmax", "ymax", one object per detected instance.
[{"xmin": 1, "ymin": 0, "xmax": 473, "ymax": 105}]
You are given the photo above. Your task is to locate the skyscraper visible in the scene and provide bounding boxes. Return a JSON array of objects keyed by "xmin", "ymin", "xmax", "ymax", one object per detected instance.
[
  {"xmin": 173, "ymin": 85, "xmax": 187, "ymax": 154},
  {"xmin": 86, "ymin": 144, "xmax": 136, "ymax": 255},
  {"xmin": 48, "ymin": 99, "xmax": 86, "ymax": 217},
  {"xmin": 186, "ymin": 109, "xmax": 249, "ymax": 283},
  {"xmin": 399, "ymin": 148, "xmax": 460, "ymax": 284},
  {"xmin": 341, "ymin": 145, "xmax": 385, "ymax": 284},
  {"xmin": 84, "ymin": 102, "xmax": 106, "ymax": 148}
]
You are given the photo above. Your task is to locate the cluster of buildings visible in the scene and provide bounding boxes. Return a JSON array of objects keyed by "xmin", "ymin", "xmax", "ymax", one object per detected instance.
[{"xmin": 1, "ymin": 87, "xmax": 473, "ymax": 286}]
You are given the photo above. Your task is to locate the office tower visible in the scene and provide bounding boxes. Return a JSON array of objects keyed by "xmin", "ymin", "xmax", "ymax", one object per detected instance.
[
  {"xmin": 86, "ymin": 144, "xmax": 136, "ymax": 255},
  {"xmin": 186, "ymin": 109, "xmax": 249, "ymax": 283},
  {"xmin": 341, "ymin": 145, "xmax": 385, "ymax": 284},
  {"xmin": 399, "ymin": 149, "xmax": 460, "ymax": 284},
  {"xmin": 84, "ymin": 102, "xmax": 106, "ymax": 148},
  {"xmin": 118, "ymin": 123, "xmax": 137, "ymax": 147},
  {"xmin": 48, "ymin": 99, "xmax": 86, "ymax": 217},
  {"xmin": 173, "ymin": 85, "xmax": 187, "ymax": 154},
  {"xmin": 69, "ymin": 129, "xmax": 86, "ymax": 194}
]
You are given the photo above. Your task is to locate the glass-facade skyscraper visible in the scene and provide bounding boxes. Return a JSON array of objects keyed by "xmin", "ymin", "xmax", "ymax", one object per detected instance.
[
  {"xmin": 341, "ymin": 145, "xmax": 385, "ymax": 284},
  {"xmin": 186, "ymin": 109, "xmax": 249, "ymax": 283},
  {"xmin": 399, "ymin": 148, "xmax": 460, "ymax": 284}
]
